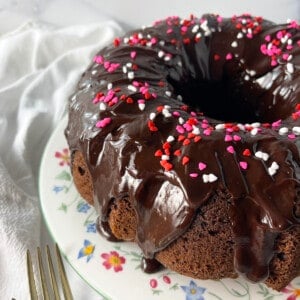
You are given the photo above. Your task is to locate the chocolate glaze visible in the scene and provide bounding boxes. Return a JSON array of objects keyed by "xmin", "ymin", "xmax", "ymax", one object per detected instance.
[
  {"xmin": 141, "ymin": 257, "xmax": 163, "ymax": 274},
  {"xmin": 65, "ymin": 14, "xmax": 300, "ymax": 282},
  {"xmin": 96, "ymin": 217, "xmax": 121, "ymax": 242}
]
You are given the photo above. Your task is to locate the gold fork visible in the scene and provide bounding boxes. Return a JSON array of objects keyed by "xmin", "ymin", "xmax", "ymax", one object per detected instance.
[{"xmin": 26, "ymin": 244, "xmax": 73, "ymax": 300}]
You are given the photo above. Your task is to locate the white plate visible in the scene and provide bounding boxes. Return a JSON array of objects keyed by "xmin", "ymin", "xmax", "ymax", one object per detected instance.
[{"xmin": 39, "ymin": 116, "xmax": 300, "ymax": 300}]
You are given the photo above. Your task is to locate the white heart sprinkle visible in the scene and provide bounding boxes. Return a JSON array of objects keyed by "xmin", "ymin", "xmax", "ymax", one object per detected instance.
[
  {"xmin": 202, "ymin": 173, "xmax": 218, "ymax": 183},
  {"xmin": 237, "ymin": 32, "xmax": 243, "ymax": 39},
  {"xmin": 167, "ymin": 136, "xmax": 175, "ymax": 142},
  {"xmin": 292, "ymin": 127, "xmax": 300, "ymax": 135},
  {"xmin": 215, "ymin": 124, "xmax": 225, "ymax": 130},
  {"xmin": 127, "ymin": 85, "xmax": 137, "ymax": 92},
  {"xmin": 251, "ymin": 128, "xmax": 258, "ymax": 135},
  {"xmin": 192, "ymin": 126, "xmax": 200, "ymax": 135},
  {"xmin": 268, "ymin": 162, "xmax": 279, "ymax": 176},
  {"xmin": 231, "ymin": 41, "xmax": 238, "ymax": 48},
  {"xmin": 251, "ymin": 122, "xmax": 261, "ymax": 128},
  {"xmin": 158, "ymin": 50, "xmax": 165, "ymax": 58},
  {"xmin": 149, "ymin": 113, "xmax": 156, "ymax": 120},
  {"xmin": 138, "ymin": 103, "xmax": 145, "ymax": 111},
  {"xmin": 287, "ymin": 63, "xmax": 294, "ymax": 74},
  {"xmin": 177, "ymin": 95, "xmax": 183, "ymax": 101},
  {"xmin": 279, "ymin": 127, "xmax": 289, "ymax": 135},
  {"xmin": 255, "ymin": 151, "xmax": 269, "ymax": 161},
  {"xmin": 99, "ymin": 102, "xmax": 106, "ymax": 111},
  {"xmin": 192, "ymin": 25, "xmax": 200, "ymax": 33},
  {"xmin": 179, "ymin": 117, "xmax": 185, "ymax": 124},
  {"xmin": 128, "ymin": 72, "xmax": 135, "ymax": 80}
]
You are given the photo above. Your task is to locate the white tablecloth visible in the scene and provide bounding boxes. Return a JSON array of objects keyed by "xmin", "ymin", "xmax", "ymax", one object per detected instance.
[
  {"xmin": 0, "ymin": 13, "xmax": 122, "ymax": 299},
  {"xmin": 0, "ymin": 1, "xmax": 299, "ymax": 299}
]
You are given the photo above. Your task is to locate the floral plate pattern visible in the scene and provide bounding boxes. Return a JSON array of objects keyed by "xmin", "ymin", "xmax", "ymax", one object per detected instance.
[{"xmin": 39, "ymin": 117, "xmax": 300, "ymax": 300}]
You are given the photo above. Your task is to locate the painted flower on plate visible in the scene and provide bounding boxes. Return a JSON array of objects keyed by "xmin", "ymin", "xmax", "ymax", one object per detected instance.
[
  {"xmin": 101, "ymin": 251, "xmax": 126, "ymax": 272},
  {"xmin": 77, "ymin": 239, "xmax": 95, "ymax": 262},
  {"xmin": 181, "ymin": 280, "xmax": 206, "ymax": 300},
  {"xmin": 86, "ymin": 222, "xmax": 97, "ymax": 233},
  {"xmin": 282, "ymin": 283, "xmax": 300, "ymax": 300},
  {"xmin": 77, "ymin": 202, "xmax": 90, "ymax": 213},
  {"xmin": 52, "ymin": 185, "xmax": 64, "ymax": 193},
  {"xmin": 55, "ymin": 148, "xmax": 70, "ymax": 166}
]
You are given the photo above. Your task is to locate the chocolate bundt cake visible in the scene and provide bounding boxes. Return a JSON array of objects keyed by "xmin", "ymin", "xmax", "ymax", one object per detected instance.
[{"xmin": 65, "ymin": 14, "xmax": 300, "ymax": 291}]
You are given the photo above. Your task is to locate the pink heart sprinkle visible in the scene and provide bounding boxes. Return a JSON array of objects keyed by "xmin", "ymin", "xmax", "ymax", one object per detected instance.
[
  {"xmin": 282, "ymin": 53, "xmax": 289, "ymax": 61},
  {"xmin": 130, "ymin": 51, "xmax": 137, "ymax": 59},
  {"xmin": 225, "ymin": 134, "xmax": 233, "ymax": 142},
  {"xmin": 260, "ymin": 44, "xmax": 267, "ymax": 54},
  {"xmin": 226, "ymin": 53, "xmax": 233, "ymax": 60},
  {"xmin": 265, "ymin": 35, "xmax": 271, "ymax": 42},
  {"xmin": 233, "ymin": 135, "xmax": 241, "ymax": 141},
  {"xmin": 104, "ymin": 61, "xmax": 110, "ymax": 69},
  {"xmin": 94, "ymin": 55, "xmax": 104, "ymax": 64},
  {"xmin": 203, "ymin": 129, "xmax": 212, "ymax": 136},
  {"xmin": 181, "ymin": 26, "xmax": 188, "ymax": 32},
  {"xmin": 272, "ymin": 119, "xmax": 282, "ymax": 127},
  {"xmin": 151, "ymin": 37, "xmax": 157, "ymax": 45},
  {"xmin": 271, "ymin": 59, "xmax": 278, "ymax": 67},
  {"xmin": 239, "ymin": 161, "xmax": 248, "ymax": 170},
  {"xmin": 93, "ymin": 97, "xmax": 100, "ymax": 104},
  {"xmin": 276, "ymin": 31, "xmax": 283, "ymax": 39},
  {"xmin": 189, "ymin": 173, "xmax": 199, "ymax": 178},
  {"xmin": 226, "ymin": 146, "xmax": 235, "ymax": 154},
  {"xmin": 96, "ymin": 117, "xmax": 112, "ymax": 128},
  {"xmin": 183, "ymin": 123, "xmax": 193, "ymax": 132},
  {"xmin": 198, "ymin": 162, "xmax": 207, "ymax": 171},
  {"xmin": 176, "ymin": 125, "xmax": 185, "ymax": 134}
]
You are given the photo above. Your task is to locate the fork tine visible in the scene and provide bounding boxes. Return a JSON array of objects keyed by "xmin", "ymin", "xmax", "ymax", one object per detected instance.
[
  {"xmin": 26, "ymin": 250, "xmax": 38, "ymax": 300},
  {"xmin": 37, "ymin": 247, "xmax": 50, "ymax": 300},
  {"xmin": 55, "ymin": 244, "xmax": 74, "ymax": 300},
  {"xmin": 46, "ymin": 245, "xmax": 61, "ymax": 300}
]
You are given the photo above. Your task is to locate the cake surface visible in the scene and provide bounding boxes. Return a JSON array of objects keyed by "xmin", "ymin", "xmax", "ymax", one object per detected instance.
[{"xmin": 65, "ymin": 14, "xmax": 300, "ymax": 291}]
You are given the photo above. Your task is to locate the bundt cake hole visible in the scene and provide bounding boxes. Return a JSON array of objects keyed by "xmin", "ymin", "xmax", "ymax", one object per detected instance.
[{"xmin": 168, "ymin": 70, "xmax": 293, "ymax": 124}]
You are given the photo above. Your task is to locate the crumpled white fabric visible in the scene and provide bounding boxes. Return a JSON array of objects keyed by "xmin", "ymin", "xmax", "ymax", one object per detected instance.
[{"xmin": 0, "ymin": 18, "xmax": 123, "ymax": 299}]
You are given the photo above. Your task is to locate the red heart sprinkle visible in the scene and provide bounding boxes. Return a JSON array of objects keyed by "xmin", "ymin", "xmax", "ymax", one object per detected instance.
[{"xmin": 243, "ymin": 149, "xmax": 251, "ymax": 156}]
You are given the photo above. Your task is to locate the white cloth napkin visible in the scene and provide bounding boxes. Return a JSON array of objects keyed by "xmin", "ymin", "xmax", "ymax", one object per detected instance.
[{"xmin": 0, "ymin": 17, "xmax": 123, "ymax": 299}]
